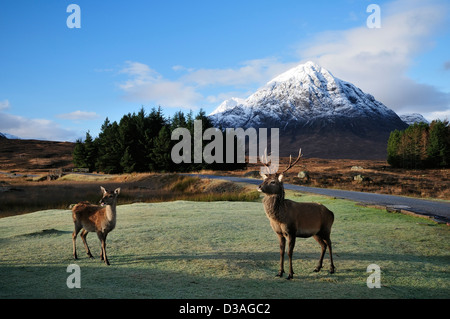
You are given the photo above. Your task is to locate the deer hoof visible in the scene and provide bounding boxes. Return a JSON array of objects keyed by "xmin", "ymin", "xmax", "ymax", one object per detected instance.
[
  {"xmin": 276, "ymin": 271, "xmax": 284, "ymax": 277},
  {"xmin": 286, "ymin": 274, "xmax": 294, "ymax": 280},
  {"xmin": 314, "ymin": 267, "xmax": 322, "ymax": 272},
  {"xmin": 329, "ymin": 267, "xmax": 336, "ymax": 274}
]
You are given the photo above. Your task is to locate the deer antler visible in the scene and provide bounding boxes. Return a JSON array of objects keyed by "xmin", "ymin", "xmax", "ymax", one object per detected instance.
[
  {"xmin": 261, "ymin": 148, "xmax": 273, "ymax": 175},
  {"xmin": 280, "ymin": 148, "xmax": 302, "ymax": 175}
]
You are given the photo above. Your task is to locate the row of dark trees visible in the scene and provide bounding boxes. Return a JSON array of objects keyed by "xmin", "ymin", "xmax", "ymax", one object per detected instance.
[
  {"xmin": 74, "ymin": 106, "xmax": 449, "ymax": 173},
  {"xmin": 72, "ymin": 107, "xmax": 246, "ymax": 173},
  {"xmin": 387, "ymin": 120, "xmax": 450, "ymax": 169}
]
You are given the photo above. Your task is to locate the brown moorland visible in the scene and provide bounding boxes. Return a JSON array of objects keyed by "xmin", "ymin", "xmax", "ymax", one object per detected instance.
[{"xmin": 0, "ymin": 138, "xmax": 448, "ymax": 218}]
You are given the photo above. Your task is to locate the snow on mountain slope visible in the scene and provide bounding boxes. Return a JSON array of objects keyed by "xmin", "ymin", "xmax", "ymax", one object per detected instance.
[
  {"xmin": 209, "ymin": 97, "xmax": 246, "ymax": 116},
  {"xmin": 210, "ymin": 61, "xmax": 403, "ymax": 130},
  {"xmin": 399, "ymin": 113, "xmax": 429, "ymax": 125},
  {"xmin": 0, "ymin": 132, "xmax": 20, "ymax": 139},
  {"xmin": 209, "ymin": 61, "xmax": 408, "ymax": 159}
]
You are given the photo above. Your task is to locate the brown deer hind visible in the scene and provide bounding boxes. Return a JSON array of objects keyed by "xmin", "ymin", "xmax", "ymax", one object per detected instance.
[
  {"xmin": 72, "ymin": 186, "xmax": 120, "ymax": 265},
  {"xmin": 258, "ymin": 149, "xmax": 335, "ymax": 279}
]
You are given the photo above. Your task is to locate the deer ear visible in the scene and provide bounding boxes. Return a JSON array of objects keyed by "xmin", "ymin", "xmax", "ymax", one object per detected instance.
[
  {"xmin": 278, "ymin": 174, "xmax": 284, "ymax": 182},
  {"xmin": 100, "ymin": 186, "xmax": 106, "ymax": 194},
  {"xmin": 114, "ymin": 188, "xmax": 121, "ymax": 195}
]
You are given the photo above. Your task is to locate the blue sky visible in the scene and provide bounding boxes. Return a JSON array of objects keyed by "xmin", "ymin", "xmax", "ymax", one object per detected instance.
[{"xmin": 0, "ymin": 0, "xmax": 449, "ymax": 141}]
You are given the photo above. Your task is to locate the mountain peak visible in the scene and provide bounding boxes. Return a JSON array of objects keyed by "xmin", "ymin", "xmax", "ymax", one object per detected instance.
[
  {"xmin": 0, "ymin": 132, "xmax": 20, "ymax": 140},
  {"xmin": 209, "ymin": 97, "xmax": 245, "ymax": 116},
  {"xmin": 210, "ymin": 61, "xmax": 397, "ymax": 129},
  {"xmin": 399, "ymin": 113, "xmax": 429, "ymax": 125},
  {"xmin": 209, "ymin": 61, "xmax": 408, "ymax": 159},
  {"xmin": 267, "ymin": 61, "xmax": 332, "ymax": 85}
]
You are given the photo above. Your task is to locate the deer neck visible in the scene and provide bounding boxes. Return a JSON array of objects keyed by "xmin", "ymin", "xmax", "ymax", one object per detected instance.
[
  {"xmin": 104, "ymin": 202, "xmax": 117, "ymax": 223},
  {"xmin": 263, "ymin": 190, "xmax": 285, "ymax": 221}
]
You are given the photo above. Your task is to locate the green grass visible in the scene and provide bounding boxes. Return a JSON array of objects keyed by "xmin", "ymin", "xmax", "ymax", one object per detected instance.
[{"xmin": 0, "ymin": 191, "xmax": 448, "ymax": 299}]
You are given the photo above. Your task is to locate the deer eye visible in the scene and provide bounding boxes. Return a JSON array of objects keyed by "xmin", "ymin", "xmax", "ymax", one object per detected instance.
[{"xmin": 270, "ymin": 181, "xmax": 276, "ymax": 184}]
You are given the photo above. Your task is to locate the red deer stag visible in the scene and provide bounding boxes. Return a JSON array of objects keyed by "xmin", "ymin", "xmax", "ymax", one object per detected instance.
[
  {"xmin": 72, "ymin": 186, "xmax": 120, "ymax": 265},
  {"xmin": 258, "ymin": 149, "xmax": 335, "ymax": 279}
]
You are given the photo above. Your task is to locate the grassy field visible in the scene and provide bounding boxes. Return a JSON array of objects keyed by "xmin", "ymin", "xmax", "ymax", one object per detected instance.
[{"xmin": 0, "ymin": 190, "xmax": 449, "ymax": 299}]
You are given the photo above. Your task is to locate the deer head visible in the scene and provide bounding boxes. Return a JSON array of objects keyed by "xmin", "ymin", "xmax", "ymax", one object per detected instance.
[
  {"xmin": 258, "ymin": 148, "xmax": 302, "ymax": 195},
  {"xmin": 99, "ymin": 186, "xmax": 121, "ymax": 207},
  {"xmin": 258, "ymin": 174, "xmax": 284, "ymax": 195}
]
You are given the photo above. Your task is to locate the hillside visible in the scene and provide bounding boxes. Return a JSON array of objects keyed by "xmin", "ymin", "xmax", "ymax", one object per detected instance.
[{"xmin": 0, "ymin": 138, "xmax": 75, "ymax": 173}]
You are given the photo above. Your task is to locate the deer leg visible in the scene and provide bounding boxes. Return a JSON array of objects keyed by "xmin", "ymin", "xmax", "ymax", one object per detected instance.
[
  {"xmin": 324, "ymin": 237, "xmax": 335, "ymax": 274},
  {"xmin": 80, "ymin": 229, "xmax": 93, "ymax": 258},
  {"xmin": 286, "ymin": 235, "xmax": 296, "ymax": 280},
  {"xmin": 97, "ymin": 232, "xmax": 110, "ymax": 266},
  {"xmin": 313, "ymin": 235, "xmax": 327, "ymax": 272},
  {"xmin": 276, "ymin": 235, "xmax": 286, "ymax": 277},
  {"xmin": 72, "ymin": 224, "xmax": 82, "ymax": 260},
  {"xmin": 102, "ymin": 239, "xmax": 109, "ymax": 266},
  {"xmin": 97, "ymin": 232, "xmax": 104, "ymax": 260}
]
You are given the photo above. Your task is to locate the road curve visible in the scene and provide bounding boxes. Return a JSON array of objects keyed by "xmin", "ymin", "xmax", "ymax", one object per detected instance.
[{"xmin": 189, "ymin": 174, "xmax": 450, "ymax": 223}]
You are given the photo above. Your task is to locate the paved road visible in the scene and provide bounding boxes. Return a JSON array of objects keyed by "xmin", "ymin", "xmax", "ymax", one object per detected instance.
[{"xmin": 190, "ymin": 174, "xmax": 450, "ymax": 223}]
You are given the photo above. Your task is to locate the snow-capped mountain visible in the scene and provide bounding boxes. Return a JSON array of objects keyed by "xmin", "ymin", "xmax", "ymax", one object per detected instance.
[
  {"xmin": 209, "ymin": 61, "xmax": 408, "ymax": 159},
  {"xmin": 210, "ymin": 61, "xmax": 403, "ymax": 130},
  {"xmin": 210, "ymin": 97, "xmax": 246, "ymax": 116},
  {"xmin": 399, "ymin": 113, "xmax": 429, "ymax": 125},
  {"xmin": 0, "ymin": 132, "xmax": 20, "ymax": 139}
]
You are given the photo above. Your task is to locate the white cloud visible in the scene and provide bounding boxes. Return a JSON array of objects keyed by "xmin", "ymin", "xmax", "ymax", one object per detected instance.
[
  {"xmin": 117, "ymin": 1, "xmax": 449, "ymax": 116},
  {"xmin": 120, "ymin": 61, "xmax": 157, "ymax": 78},
  {"xmin": 0, "ymin": 101, "xmax": 80, "ymax": 141},
  {"xmin": 118, "ymin": 61, "xmax": 202, "ymax": 109},
  {"xmin": 0, "ymin": 112, "xmax": 79, "ymax": 141},
  {"xmin": 56, "ymin": 110, "xmax": 100, "ymax": 120},
  {"xmin": 172, "ymin": 65, "xmax": 194, "ymax": 72},
  {"xmin": 205, "ymin": 91, "xmax": 253, "ymax": 104},
  {"xmin": 181, "ymin": 58, "xmax": 297, "ymax": 88},
  {"xmin": 298, "ymin": 0, "xmax": 450, "ymax": 115},
  {"xmin": 124, "ymin": 80, "xmax": 202, "ymax": 109},
  {"xmin": 117, "ymin": 58, "xmax": 300, "ymax": 110},
  {"xmin": 119, "ymin": 61, "xmax": 160, "ymax": 90},
  {"xmin": 0, "ymin": 99, "xmax": 10, "ymax": 111},
  {"xmin": 422, "ymin": 109, "xmax": 450, "ymax": 122}
]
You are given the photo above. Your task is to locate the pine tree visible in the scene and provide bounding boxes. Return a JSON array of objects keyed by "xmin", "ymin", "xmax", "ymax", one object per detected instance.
[
  {"xmin": 72, "ymin": 138, "xmax": 87, "ymax": 168},
  {"xmin": 387, "ymin": 120, "xmax": 449, "ymax": 169},
  {"xmin": 83, "ymin": 131, "xmax": 97, "ymax": 172},
  {"xmin": 387, "ymin": 130, "xmax": 401, "ymax": 167},
  {"xmin": 427, "ymin": 120, "xmax": 450, "ymax": 167},
  {"xmin": 171, "ymin": 110, "xmax": 187, "ymax": 131},
  {"xmin": 402, "ymin": 123, "xmax": 428, "ymax": 168},
  {"xmin": 119, "ymin": 113, "xmax": 139, "ymax": 172},
  {"xmin": 96, "ymin": 118, "xmax": 122, "ymax": 173},
  {"xmin": 150, "ymin": 126, "xmax": 173, "ymax": 172},
  {"xmin": 120, "ymin": 146, "xmax": 136, "ymax": 173},
  {"xmin": 146, "ymin": 106, "xmax": 167, "ymax": 170},
  {"xmin": 195, "ymin": 108, "xmax": 213, "ymax": 129},
  {"xmin": 193, "ymin": 109, "xmax": 213, "ymax": 170}
]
